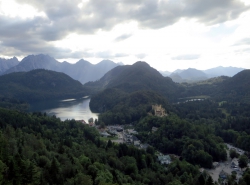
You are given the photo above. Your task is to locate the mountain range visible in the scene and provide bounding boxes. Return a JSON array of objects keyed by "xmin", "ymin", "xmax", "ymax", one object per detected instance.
[
  {"xmin": 1, "ymin": 58, "xmax": 250, "ymax": 105},
  {"xmin": 1, "ymin": 54, "xmax": 120, "ymax": 84},
  {"xmin": 161, "ymin": 66, "xmax": 245, "ymax": 83},
  {"xmin": 1, "ymin": 54, "xmax": 246, "ymax": 85}
]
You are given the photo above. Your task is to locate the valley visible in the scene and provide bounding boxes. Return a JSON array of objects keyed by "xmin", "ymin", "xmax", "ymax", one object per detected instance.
[{"xmin": 0, "ymin": 57, "xmax": 250, "ymax": 185}]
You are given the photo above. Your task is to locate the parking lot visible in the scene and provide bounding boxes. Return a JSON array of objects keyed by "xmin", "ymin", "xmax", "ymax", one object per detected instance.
[{"xmin": 206, "ymin": 143, "xmax": 245, "ymax": 183}]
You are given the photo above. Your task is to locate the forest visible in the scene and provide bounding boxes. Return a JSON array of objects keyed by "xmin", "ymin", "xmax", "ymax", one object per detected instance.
[
  {"xmin": 0, "ymin": 107, "xmax": 212, "ymax": 185},
  {"xmin": 0, "ymin": 64, "xmax": 250, "ymax": 184},
  {"xmin": 1, "ymin": 98, "xmax": 250, "ymax": 184}
]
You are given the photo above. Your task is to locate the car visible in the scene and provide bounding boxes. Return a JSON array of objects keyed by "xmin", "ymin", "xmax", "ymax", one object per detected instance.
[{"xmin": 233, "ymin": 167, "xmax": 239, "ymax": 171}]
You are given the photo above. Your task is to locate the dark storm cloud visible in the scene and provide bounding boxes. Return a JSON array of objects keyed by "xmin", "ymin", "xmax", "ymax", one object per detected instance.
[
  {"xmin": 14, "ymin": 0, "xmax": 249, "ymax": 33},
  {"xmin": 172, "ymin": 54, "xmax": 200, "ymax": 60},
  {"xmin": 1, "ymin": 0, "xmax": 249, "ymax": 58}
]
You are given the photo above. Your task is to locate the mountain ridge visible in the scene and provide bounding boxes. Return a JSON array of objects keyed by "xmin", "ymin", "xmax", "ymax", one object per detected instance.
[
  {"xmin": 0, "ymin": 57, "xmax": 19, "ymax": 74},
  {"xmin": 3, "ymin": 54, "xmax": 120, "ymax": 84},
  {"xmin": 162, "ymin": 66, "xmax": 245, "ymax": 83}
]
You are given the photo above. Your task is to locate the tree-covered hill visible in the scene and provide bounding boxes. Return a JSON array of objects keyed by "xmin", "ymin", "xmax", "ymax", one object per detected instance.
[
  {"xmin": 91, "ymin": 90, "xmax": 170, "ymax": 124},
  {"xmin": 0, "ymin": 69, "xmax": 89, "ymax": 102},
  {"xmin": 179, "ymin": 70, "xmax": 250, "ymax": 103},
  {"xmin": 214, "ymin": 69, "xmax": 250, "ymax": 102},
  {"xmin": 87, "ymin": 62, "xmax": 182, "ymax": 124},
  {"xmin": 86, "ymin": 62, "xmax": 184, "ymax": 123},
  {"xmin": 85, "ymin": 62, "xmax": 183, "ymax": 100}
]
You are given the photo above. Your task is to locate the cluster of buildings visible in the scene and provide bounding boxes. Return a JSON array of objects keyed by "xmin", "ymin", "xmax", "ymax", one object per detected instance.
[{"xmin": 98, "ymin": 125, "xmax": 173, "ymax": 166}]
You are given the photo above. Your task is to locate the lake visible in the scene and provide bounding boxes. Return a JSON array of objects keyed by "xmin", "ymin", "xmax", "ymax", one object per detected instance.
[{"xmin": 29, "ymin": 97, "xmax": 99, "ymax": 121}]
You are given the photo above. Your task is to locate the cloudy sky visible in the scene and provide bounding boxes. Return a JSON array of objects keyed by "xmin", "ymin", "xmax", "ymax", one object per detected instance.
[{"xmin": 0, "ymin": 0, "xmax": 250, "ymax": 71}]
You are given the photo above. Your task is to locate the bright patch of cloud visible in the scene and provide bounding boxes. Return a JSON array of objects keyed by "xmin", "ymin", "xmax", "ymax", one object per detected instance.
[
  {"xmin": 172, "ymin": 54, "xmax": 200, "ymax": 60},
  {"xmin": 0, "ymin": 0, "xmax": 46, "ymax": 18}
]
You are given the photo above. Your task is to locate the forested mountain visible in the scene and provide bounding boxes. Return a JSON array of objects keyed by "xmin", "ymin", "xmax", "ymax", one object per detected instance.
[
  {"xmin": 214, "ymin": 69, "xmax": 250, "ymax": 102},
  {"xmin": 86, "ymin": 61, "xmax": 182, "ymax": 98},
  {"xmin": 0, "ymin": 57, "xmax": 19, "ymax": 74},
  {"xmin": 0, "ymin": 69, "xmax": 88, "ymax": 102},
  {"xmin": 3, "ymin": 54, "xmax": 120, "ymax": 84},
  {"xmin": 87, "ymin": 62, "xmax": 182, "ymax": 124},
  {"xmin": 178, "ymin": 70, "xmax": 250, "ymax": 103}
]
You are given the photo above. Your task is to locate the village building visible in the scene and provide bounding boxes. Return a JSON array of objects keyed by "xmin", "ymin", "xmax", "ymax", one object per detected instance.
[
  {"xmin": 140, "ymin": 143, "xmax": 150, "ymax": 150},
  {"xmin": 100, "ymin": 131, "xmax": 111, "ymax": 137},
  {"xmin": 231, "ymin": 158, "xmax": 239, "ymax": 168},
  {"xmin": 152, "ymin": 104, "xmax": 167, "ymax": 117},
  {"xmin": 213, "ymin": 162, "xmax": 220, "ymax": 168},
  {"xmin": 219, "ymin": 170, "xmax": 228, "ymax": 180},
  {"xmin": 152, "ymin": 127, "xmax": 158, "ymax": 132},
  {"xmin": 157, "ymin": 154, "xmax": 171, "ymax": 165}
]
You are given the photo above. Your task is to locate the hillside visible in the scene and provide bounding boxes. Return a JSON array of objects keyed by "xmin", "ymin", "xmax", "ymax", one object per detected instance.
[
  {"xmin": 90, "ymin": 89, "xmax": 170, "ymax": 124},
  {"xmin": 214, "ymin": 69, "xmax": 250, "ymax": 102},
  {"xmin": 87, "ymin": 62, "xmax": 182, "ymax": 124},
  {"xmin": 86, "ymin": 62, "xmax": 182, "ymax": 98},
  {"xmin": 0, "ymin": 69, "xmax": 88, "ymax": 102},
  {"xmin": 3, "ymin": 54, "xmax": 120, "ymax": 84},
  {"xmin": 178, "ymin": 70, "xmax": 250, "ymax": 103}
]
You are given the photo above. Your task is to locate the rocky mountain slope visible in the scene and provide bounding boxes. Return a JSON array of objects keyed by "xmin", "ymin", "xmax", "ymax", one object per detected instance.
[{"xmin": 3, "ymin": 54, "xmax": 120, "ymax": 84}]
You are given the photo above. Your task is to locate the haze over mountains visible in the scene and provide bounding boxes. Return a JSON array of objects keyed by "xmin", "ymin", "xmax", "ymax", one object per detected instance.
[
  {"xmin": 0, "ymin": 54, "xmax": 246, "ymax": 85},
  {"xmin": 161, "ymin": 66, "xmax": 245, "ymax": 83},
  {"xmin": 1, "ymin": 54, "xmax": 120, "ymax": 84}
]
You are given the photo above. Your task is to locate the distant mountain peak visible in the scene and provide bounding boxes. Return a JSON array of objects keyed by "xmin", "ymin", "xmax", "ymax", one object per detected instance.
[
  {"xmin": 99, "ymin": 59, "xmax": 114, "ymax": 63},
  {"xmin": 0, "ymin": 57, "xmax": 19, "ymax": 74}
]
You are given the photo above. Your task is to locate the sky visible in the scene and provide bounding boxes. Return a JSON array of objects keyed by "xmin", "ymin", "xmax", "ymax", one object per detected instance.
[{"xmin": 0, "ymin": 0, "xmax": 250, "ymax": 72}]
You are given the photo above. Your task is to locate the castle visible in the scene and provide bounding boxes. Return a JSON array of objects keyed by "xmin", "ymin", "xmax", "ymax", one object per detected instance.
[{"xmin": 152, "ymin": 104, "xmax": 167, "ymax": 117}]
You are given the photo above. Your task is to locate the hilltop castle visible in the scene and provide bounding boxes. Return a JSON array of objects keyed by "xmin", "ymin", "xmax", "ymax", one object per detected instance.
[{"xmin": 152, "ymin": 104, "xmax": 167, "ymax": 117}]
